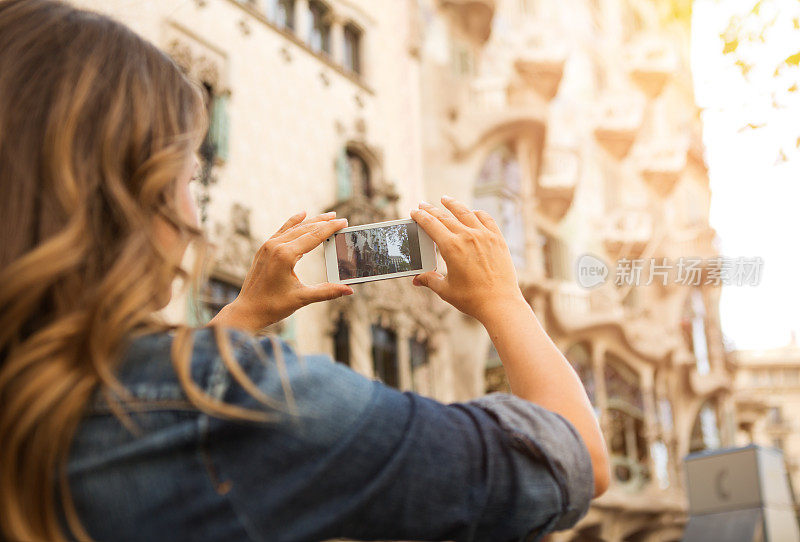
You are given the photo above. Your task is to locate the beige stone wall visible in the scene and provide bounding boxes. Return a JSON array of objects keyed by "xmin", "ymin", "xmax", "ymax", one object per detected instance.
[{"xmin": 73, "ymin": 0, "xmax": 744, "ymax": 540}]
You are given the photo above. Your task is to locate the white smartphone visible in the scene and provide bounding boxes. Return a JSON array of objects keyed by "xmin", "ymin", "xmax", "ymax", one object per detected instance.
[{"xmin": 324, "ymin": 218, "xmax": 437, "ymax": 285}]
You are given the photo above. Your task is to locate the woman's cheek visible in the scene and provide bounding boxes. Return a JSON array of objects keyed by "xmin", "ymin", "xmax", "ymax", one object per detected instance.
[{"xmin": 179, "ymin": 180, "xmax": 200, "ymax": 229}]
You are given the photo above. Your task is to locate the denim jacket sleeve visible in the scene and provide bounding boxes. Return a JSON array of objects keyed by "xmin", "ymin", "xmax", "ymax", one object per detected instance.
[{"xmin": 202, "ymin": 331, "xmax": 594, "ymax": 542}]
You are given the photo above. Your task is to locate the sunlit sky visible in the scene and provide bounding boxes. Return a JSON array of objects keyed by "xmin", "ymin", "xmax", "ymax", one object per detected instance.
[{"xmin": 691, "ymin": 0, "xmax": 800, "ymax": 350}]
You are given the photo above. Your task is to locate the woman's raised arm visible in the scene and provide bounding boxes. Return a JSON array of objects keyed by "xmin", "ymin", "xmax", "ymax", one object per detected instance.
[{"xmin": 411, "ymin": 196, "xmax": 610, "ymax": 497}]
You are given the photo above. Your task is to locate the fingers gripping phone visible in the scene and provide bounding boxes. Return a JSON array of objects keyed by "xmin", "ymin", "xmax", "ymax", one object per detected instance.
[{"xmin": 324, "ymin": 218, "xmax": 437, "ymax": 284}]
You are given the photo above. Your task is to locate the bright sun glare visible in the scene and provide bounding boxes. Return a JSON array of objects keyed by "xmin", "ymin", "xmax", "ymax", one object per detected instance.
[{"xmin": 691, "ymin": 0, "xmax": 800, "ymax": 350}]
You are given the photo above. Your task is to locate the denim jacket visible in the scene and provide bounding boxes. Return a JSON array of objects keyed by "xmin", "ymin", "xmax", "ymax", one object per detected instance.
[{"xmin": 67, "ymin": 328, "xmax": 593, "ymax": 542}]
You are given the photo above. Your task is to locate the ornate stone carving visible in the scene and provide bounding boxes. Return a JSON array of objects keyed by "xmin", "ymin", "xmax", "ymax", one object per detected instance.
[
  {"xmin": 211, "ymin": 203, "xmax": 258, "ymax": 280},
  {"xmin": 327, "ymin": 140, "xmax": 399, "ymax": 225},
  {"xmin": 166, "ymin": 40, "xmax": 193, "ymax": 74},
  {"xmin": 196, "ymin": 56, "xmax": 221, "ymax": 90},
  {"xmin": 231, "ymin": 203, "xmax": 251, "ymax": 237},
  {"xmin": 163, "ymin": 24, "xmax": 229, "ymax": 92}
]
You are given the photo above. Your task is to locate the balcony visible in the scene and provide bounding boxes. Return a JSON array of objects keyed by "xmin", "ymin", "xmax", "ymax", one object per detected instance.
[
  {"xmin": 734, "ymin": 393, "xmax": 770, "ymax": 428},
  {"xmin": 550, "ymin": 282, "xmax": 625, "ymax": 333},
  {"xmin": 446, "ymin": 76, "xmax": 547, "ymax": 156},
  {"xmin": 640, "ymin": 143, "xmax": 688, "ymax": 197},
  {"xmin": 512, "ymin": 50, "xmax": 566, "ymax": 102},
  {"xmin": 622, "ymin": 317, "xmax": 678, "ymax": 360},
  {"xmin": 657, "ymin": 227, "xmax": 717, "ymax": 262},
  {"xmin": 439, "ymin": 0, "xmax": 496, "ymax": 44},
  {"xmin": 536, "ymin": 146, "xmax": 580, "ymax": 221},
  {"xmin": 593, "ymin": 94, "xmax": 644, "ymax": 160},
  {"xmin": 688, "ymin": 366, "xmax": 732, "ymax": 397},
  {"xmin": 766, "ymin": 417, "xmax": 794, "ymax": 435},
  {"xmin": 603, "ymin": 209, "xmax": 654, "ymax": 260},
  {"xmin": 629, "ymin": 38, "xmax": 677, "ymax": 98}
]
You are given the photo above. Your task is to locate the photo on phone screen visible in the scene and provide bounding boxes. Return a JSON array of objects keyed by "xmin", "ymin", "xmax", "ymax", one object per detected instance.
[{"xmin": 335, "ymin": 222, "xmax": 423, "ymax": 280}]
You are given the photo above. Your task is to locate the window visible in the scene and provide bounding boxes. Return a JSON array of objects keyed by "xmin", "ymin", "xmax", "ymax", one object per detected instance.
[
  {"xmin": 198, "ymin": 278, "xmax": 240, "ymax": 321},
  {"xmin": 307, "ymin": 0, "xmax": 331, "ymax": 54},
  {"xmin": 409, "ymin": 337, "xmax": 432, "ymax": 395},
  {"xmin": 371, "ymin": 324, "xmax": 399, "ymax": 388},
  {"xmin": 681, "ymin": 289, "xmax": 710, "ymax": 374},
  {"xmin": 269, "ymin": 0, "xmax": 295, "ymax": 30},
  {"xmin": 565, "ymin": 343, "xmax": 595, "ymax": 405},
  {"xmin": 658, "ymin": 397, "xmax": 674, "ymax": 433},
  {"xmin": 451, "ymin": 40, "xmax": 474, "ymax": 77},
  {"xmin": 200, "ymin": 82, "xmax": 230, "ymax": 166},
  {"xmin": 768, "ymin": 406, "xmax": 783, "ymax": 425},
  {"xmin": 650, "ymin": 440, "xmax": 670, "ymax": 489},
  {"xmin": 343, "ymin": 23, "xmax": 362, "ymax": 74},
  {"xmin": 689, "ymin": 399, "xmax": 721, "ymax": 453},
  {"xmin": 473, "ymin": 143, "xmax": 525, "ymax": 267},
  {"xmin": 539, "ymin": 231, "xmax": 569, "ymax": 280},
  {"xmin": 604, "ymin": 354, "xmax": 648, "ymax": 490},
  {"xmin": 336, "ymin": 148, "xmax": 372, "ymax": 201},
  {"xmin": 332, "ymin": 314, "xmax": 350, "ymax": 366}
]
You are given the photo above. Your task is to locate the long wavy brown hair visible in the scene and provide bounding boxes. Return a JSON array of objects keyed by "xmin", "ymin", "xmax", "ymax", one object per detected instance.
[{"xmin": 0, "ymin": 1, "xmax": 277, "ymax": 541}]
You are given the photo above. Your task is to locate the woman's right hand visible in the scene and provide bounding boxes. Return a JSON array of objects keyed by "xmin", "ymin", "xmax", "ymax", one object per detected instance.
[{"xmin": 410, "ymin": 197, "xmax": 527, "ymax": 323}]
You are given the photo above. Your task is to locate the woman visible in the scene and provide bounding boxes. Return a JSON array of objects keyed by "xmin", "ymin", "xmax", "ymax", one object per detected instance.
[{"xmin": 0, "ymin": 1, "xmax": 609, "ymax": 541}]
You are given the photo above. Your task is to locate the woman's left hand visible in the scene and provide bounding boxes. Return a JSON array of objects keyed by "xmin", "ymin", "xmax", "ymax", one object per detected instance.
[{"xmin": 210, "ymin": 211, "xmax": 352, "ymax": 333}]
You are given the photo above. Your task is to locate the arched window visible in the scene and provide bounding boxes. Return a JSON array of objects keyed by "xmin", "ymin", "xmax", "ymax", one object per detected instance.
[
  {"xmin": 681, "ymin": 289, "xmax": 710, "ymax": 374},
  {"xmin": 343, "ymin": 23, "xmax": 362, "ymax": 75},
  {"xmin": 565, "ymin": 342, "xmax": 595, "ymax": 405},
  {"xmin": 371, "ymin": 324, "xmax": 398, "ymax": 388},
  {"xmin": 308, "ymin": 0, "xmax": 331, "ymax": 54},
  {"xmin": 336, "ymin": 147, "xmax": 372, "ymax": 201},
  {"xmin": 690, "ymin": 399, "xmax": 721, "ymax": 453},
  {"xmin": 332, "ymin": 314, "xmax": 350, "ymax": 366},
  {"xmin": 473, "ymin": 143, "xmax": 525, "ymax": 267},
  {"xmin": 604, "ymin": 354, "xmax": 649, "ymax": 490}
]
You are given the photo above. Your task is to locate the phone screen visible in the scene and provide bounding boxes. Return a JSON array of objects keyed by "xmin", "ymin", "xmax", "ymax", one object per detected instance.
[{"xmin": 335, "ymin": 222, "xmax": 423, "ymax": 280}]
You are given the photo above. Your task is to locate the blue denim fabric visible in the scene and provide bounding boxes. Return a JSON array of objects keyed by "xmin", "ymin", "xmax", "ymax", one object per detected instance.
[{"xmin": 67, "ymin": 328, "xmax": 593, "ymax": 542}]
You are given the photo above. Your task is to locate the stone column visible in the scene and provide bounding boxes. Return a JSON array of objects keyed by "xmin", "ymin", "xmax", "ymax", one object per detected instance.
[
  {"xmin": 349, "ymin": 300, "xmax": 373, "ymax": 379},
  {"xmin": 719, "ymin": 392, "xmax": 737, "ymax": 448},
  {"xmin": 294, "ymin": 0, "xmax": 309, "ymax": 41},
  {"xmin": 330, "ymin": 15, "xmax": 344, "ymax": 65},
  {"xmin": 593, "ymin": 341, "xmax": 609, "ymax": 426},
  {"xmin": 427, "ymin": 330, "xmax": 443, "ymax": 399},
  {"xmin": 641, "ymin": 368, "xmax": 658, "ymax": 487},
  {"xmin": 396, "ymin": 314, "xmax": 413, "ymax": 391}
]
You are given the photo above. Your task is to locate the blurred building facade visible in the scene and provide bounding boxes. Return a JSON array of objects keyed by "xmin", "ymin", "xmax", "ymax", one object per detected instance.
[
  {"xmin": 75, "ymin": 0, "xmax": 739, "ymax": 539},
  {"xmin": 733, "ymin": 343, "xmax": 800, "ymax": 506}
]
